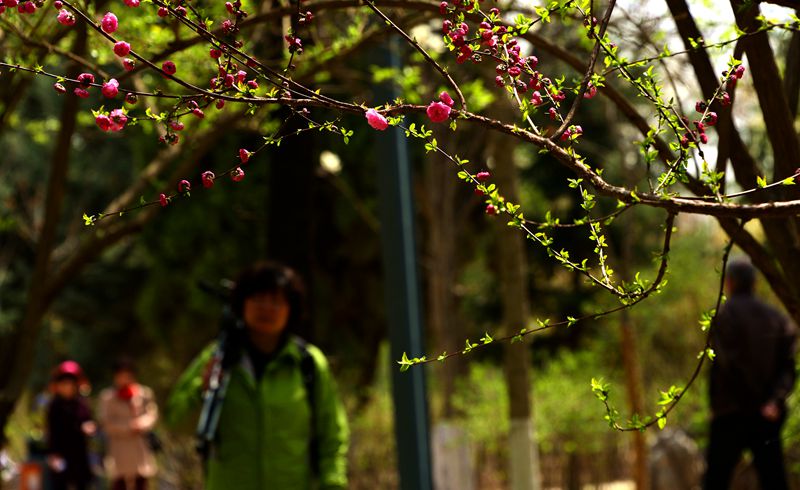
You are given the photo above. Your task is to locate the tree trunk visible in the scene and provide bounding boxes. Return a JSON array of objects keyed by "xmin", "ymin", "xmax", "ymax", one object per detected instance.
[
  {"xmin": 489, "ymin": 132, "xmax": 542, "ymax": 490},
  {"xmin": 619, "ymin": 310, "xmax": 649, "ymax": 490},
  {"xmin": 0, "ymin": 24, "xmax": 87, "ymax": 440},
  {"xmin": 422, "ymin": 137, "xmax": 474, "ymax": 490}
]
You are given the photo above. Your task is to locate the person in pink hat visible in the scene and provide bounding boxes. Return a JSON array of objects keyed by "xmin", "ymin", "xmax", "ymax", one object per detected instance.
[{"xmin": 46, "ymin": 360, "xmax": 95, "ymax": 490}]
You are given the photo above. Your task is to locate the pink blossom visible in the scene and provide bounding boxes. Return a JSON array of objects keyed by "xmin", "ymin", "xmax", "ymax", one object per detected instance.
[
  {"xmin": 4, "ymin": 0, "xmax": 17, "ymax": 8},
  {"xmin": 74, "ymin": 87, "xmax": 90, "ymax": 98},
  {"xmin": 705, "ymin": 112, "xmax": 718, "ymax": 126},
  {"xmin": 95, "ymin": 114, "xmax": 112, "ymax": 131},
  {"xmin": 178, "ymin": 180, "xmax": 191, "ymax": 193},
  {"xmin": 123, "ymin": 0, "xmax": 139, "ymax": 7},
  {"xmin": 247, "ymin": 80, "xmax": 258, "ymax": 90},
  {"xmin": 426, "ymin": 101, "xmax": 451, "ymax": 123},
  {"xmin": 54, "ymin": 1, "xmax": 63, "ymax": 8},
  {"xmin": 108, "ymin": 108, "xmax": 127, "ymax": 131},
  {"xmin": 476, "ymin": 171, "xmax": 491, "ymax": 182},
  {"xmin": 169, "ymin": 120, "xmax": 184, "ymax": 131},
  {"xmin": 210, "ymin": 48, "xmax": 222, "ymax": 59},
  {"xmin": 365, "ymin": 109, "xmax": 388, "ymax": 131},
  {"xmin": 157, "ymin": 6, "xmax": 168, "ymax": 16},
  {"xmin": 101, "ymin": 79, "xmax": 119, "ymax": 98},
  {"xmin": 485, "ymin": 204, "xmax": 497, "ymax": 215},
  {"xmin": 100, "ymin": 12, "xmax": 118, "ymax": 33},
  {"xmin": 231, "ymin": 167, "xmax": 245, "ymax": 182},
  {"xmin": 77, "ymin": 73, "xmax": 94, "ymax": 86},
  {"xmin": 56, "ymin": 9, "xmax": 76, "ymax": 25},
  {"xmin": 237, "ymin": 70, "xmax": 247, "ymax": 84},
  {"xmin": 239, "ymin": 148, "xmax": 250, "ymax": 163},
  {"xmin": 159, "ymin": 194, "xmax": 169, "ymax": 207},
  {"xmin": 192, "ymin": 108, "xmax": 205, "ymax": 119},
  {"xmin": 439, "ymin": 91, "xmax": 454, "ymax": 107},
  {"xmin": 113, "ymin": 41, "xmax": 130, "ymax": 57},
  {"xmin": 531, "ymin": 91, "xmax": 543, "ymax": 106},
  {"xmin": 216, "ymin": 100, "xmax": 225, "ymax": 110},
  {"xmin": 583, "ymin": 83, "xmax": 597, "ymax": 99},
  {"xmin": 162, "ymin": 60, "xmax": 176, "ymax": 76},
  {"xmin": 202, "ymin": 171, "xmax": 215, "ymax": 189},
  {"xmin": 122, "ymin": 58, "xmax": 135, "ymax": 71},
  {"xmin": 53, "ymin": 83, "xmax": 66, "ymax": 94}
]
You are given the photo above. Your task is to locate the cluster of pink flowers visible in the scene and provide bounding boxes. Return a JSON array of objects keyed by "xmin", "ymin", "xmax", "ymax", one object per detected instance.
[
  {"xmin": 95, "ymin": 108, "xmax": 128, "ymax": 132},
  {"xmin": 427, "ymin": 91, "xmax": 453, "ymax": 123},
  {"xmin": 684, "ymin": 65, "xmax": 744, "ymax": 147}
]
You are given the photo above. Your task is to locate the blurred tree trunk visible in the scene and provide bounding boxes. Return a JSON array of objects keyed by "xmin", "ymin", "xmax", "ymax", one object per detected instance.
[
  {"xmin": 422, "ymin": 136, "xmax": 474, "ymax": 490},
  {"xmin": 0, "ymin": 24, "xmax": 87, "ymax": 442},
  {"xmin": 489, "ymin": 132, "xmax": 542, "ymax": 490}
]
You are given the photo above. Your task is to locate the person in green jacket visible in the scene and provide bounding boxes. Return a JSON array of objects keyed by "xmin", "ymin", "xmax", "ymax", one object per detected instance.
[{"xmin": 167, "ymin": 262, "xmax": 349, "ymax": 490}]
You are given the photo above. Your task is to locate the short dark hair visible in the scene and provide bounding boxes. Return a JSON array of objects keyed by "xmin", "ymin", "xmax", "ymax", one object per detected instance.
[
  {"xmin": 231, "ymin": 262, "xmax": 306, "ymax": 331},
  {"xmin": 726, "ymin": 259, "xmax": 756, "ymax": 294},
  {"xmin": 112, "ymin": 357, "xmax": 136, "ymax": 375}
]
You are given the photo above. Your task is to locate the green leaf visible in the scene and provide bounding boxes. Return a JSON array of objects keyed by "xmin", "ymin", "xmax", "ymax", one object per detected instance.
[{"xmin": 657, "ymin": 416, "xmax": 667, "ymax": 430}]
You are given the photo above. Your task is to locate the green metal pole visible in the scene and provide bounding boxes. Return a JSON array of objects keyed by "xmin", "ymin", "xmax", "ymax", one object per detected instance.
[{"xmin": 375, "ymin": 38, "xmax": 434, "ymax": 490}]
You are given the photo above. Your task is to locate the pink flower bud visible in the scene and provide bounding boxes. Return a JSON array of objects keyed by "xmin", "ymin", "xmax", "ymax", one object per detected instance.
[
  {"xmin": 77, "ymin": 73, "xmax": 94, "ymax": 87},
  {"xmin": 733, "ymin": 65, "xmax": 745, "ymax": 79},
  {"xmin": 159, "ymin": 193, "xmax": 169, "ymax": 207},
  {"xmin": 53, "ymin": 83, "xmax": 67, "ymax": 94},
  {"xmin": 231, "ymin": 167, "xmax": 245, "ymax": 182},
  {"xmin": 101, "ymin": 79, "xmax": 119, "ymax": 98},
  {"xmin": 192, "ymin": 108, "xmax": 205, "ymax": 119},
  {"xmin": 162, "ymin": 60, "xmax": 176, "ymax": 76},
  {"xmin": 169, "ymin": 121, "xmax": 185, "ymax": 131},
  {"xmin": 56, "ymin": 9, "xmax": 75, "ymax": 25},
  {"xmin": 210, "ymin": 48, "xmax": 222, "ymax": 59},
  {"xmin": 705, "ymin": 112, "xmax": 718, "ymax": 126},
  {"xmin": 53, "ymin": 0, "xmax": 63, "ymax": 8},
  {"xmin": 476, "ymin": 171, "xmax": 490, "ymax": 182},
  {"xmin": 122, "ymin": 58, "xmax": 136, "ymax": 71},
  {"xmin": 237, "ymin": 70, "xmax": 247, "ymax": 84},
  {"xmin": 216, "ymin": 100, "xmax": 225, "ymax": 110},
  {"xmin": 365, "ymin": 109, "xmax": 389, "ymax": 131},
  {"xmin": 439, "ymin": 1, "xmax": 447, "ymax": 14},
  {"xmin": 548, "ymin": 107, "xmax": 558, "ymax": 120},
  {"xmin": 495, "ymin": 76, "xmax": 504, "ymax": 87},
  {"xmin": 175, "ymin": 6, "xmax": 185, "ymax": 16},
  {"xmin": 438, "ymin": 91, "xmax": 454, "ymax": 107},
  {"xmin": 531, "ymin": 91, "xmax": 543, "ymax": 106},
  {"xmin": 157, "ymin": 6, "xmax": 168, "ymax": 16},
  {"xmin": 113, "ymin": 41, "xmax": 130, "ymax": 57},
  {"xmin": 74, "ymin": 87, "xmax": 90, "ymax": 98},
  {"xmin": 202, "ymin": 171, "xmax": 215, "ymax": 189},
  {"xmin": 96, "ymin": 114, "xmax": 112, "ymax": 131},
  {"xmin": 247, "ymin": 80, "xmax": 258, "ymax": 90},
  {"xmin": 178, "ymin": 179, "xmax": 191, "ymax": 193},
  {"xmin": 100, "ymin": 12, "xmax": 118, "ymax": 33},
  {"xmin": 108, "ymin": 108, "xmax": 128, "ymax": 132},
  {"xmin": 125, "ymin": 93, "xmax": 138, "ymax": 105},
  {"xmin": 485, "ymin": 204, "xmax": 497, "ymax": 215},
  {"xmin": 239, "ymin": 148, "xmax": 251, "ymax": 163},
  {"xmin": 123, "ymin": 0, "xmax": 139, "ymax": 7},
  {"xmin": 426, "ymin": 101, "xmax": 451, "ymax": 123}
]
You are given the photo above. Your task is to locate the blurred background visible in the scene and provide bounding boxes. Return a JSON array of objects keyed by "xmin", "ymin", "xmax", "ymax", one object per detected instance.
[{"xmin": 2, "ymin": 0, "xmax": 799, "ymax": 489}]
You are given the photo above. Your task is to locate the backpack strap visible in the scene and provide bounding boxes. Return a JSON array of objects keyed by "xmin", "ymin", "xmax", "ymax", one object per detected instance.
[{"xmin": 293, "ymin": 336, "xmax": 320, "ymax": 477}]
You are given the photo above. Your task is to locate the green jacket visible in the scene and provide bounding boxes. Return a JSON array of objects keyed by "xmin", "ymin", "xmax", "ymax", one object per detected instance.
[{"xmin": 166, "ymin": 339, "xmax": 349, "ymax": 490}]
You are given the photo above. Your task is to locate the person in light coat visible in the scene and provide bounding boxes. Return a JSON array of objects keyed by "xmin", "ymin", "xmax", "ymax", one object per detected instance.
[{"xmin": 98, "ymin": 358, "xmax": 158, "ymax": 490}]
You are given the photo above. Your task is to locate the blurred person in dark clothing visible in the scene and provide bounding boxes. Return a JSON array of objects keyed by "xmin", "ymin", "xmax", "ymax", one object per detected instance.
[
  {"xmin": 47, "ymin": 361, "xmax": 95, "ymax": 490},
  {"xmin": 704, "ymin": 260, "xmax": 797, "ymax": 490}
]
